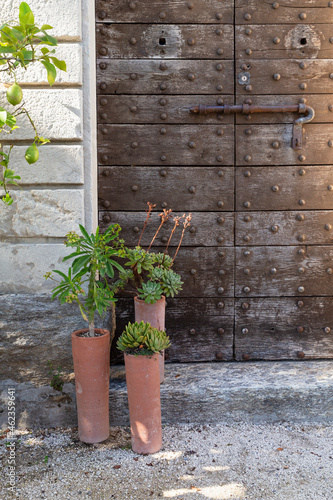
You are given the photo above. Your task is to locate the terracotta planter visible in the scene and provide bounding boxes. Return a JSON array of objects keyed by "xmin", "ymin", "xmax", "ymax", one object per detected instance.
[
  {"xmin": 124, "ymin": 352, "xmax": 162, "ymax": 454},
  {"xmin": 71, "ymin": 328, "xmax": 110, "ymax": 444},
  {"xmin": 134, "ymin": 296, "xmax": 166, "ymax": 382}
]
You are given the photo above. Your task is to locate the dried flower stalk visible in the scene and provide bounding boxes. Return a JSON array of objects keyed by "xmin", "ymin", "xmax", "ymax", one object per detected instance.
[
  {"xmin": 172, "ymin": 213, "xmax": 192, "ymax": 262},
  {"xmin": 138, "ymin": 201, "xmax": 156, "ymax": 246}
]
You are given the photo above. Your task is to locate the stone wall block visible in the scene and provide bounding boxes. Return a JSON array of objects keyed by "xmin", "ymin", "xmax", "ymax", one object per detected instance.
[
  {"xmin": 0, "ymin": 89, "xmax": 83, "ymax": 140},
  {"xmin": 1, "ymin": 45, "xmax": 82, "ymax": 85},
  {"xmin": 2, "ymin": 0, "xmax": 82, "ymax": 39},
  {"xmin": 0, "ymin": 190, "xmax": 84, "ymax": 237},
  {"xmin": 9, "ymin": 146, "xmax": 84, "ymax": 185}
]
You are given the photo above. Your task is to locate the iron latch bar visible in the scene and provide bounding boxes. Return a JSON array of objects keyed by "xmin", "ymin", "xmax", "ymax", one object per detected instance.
[{"xmin": 190, "ymin": 103, "xmax": 315, "ymax": 150}]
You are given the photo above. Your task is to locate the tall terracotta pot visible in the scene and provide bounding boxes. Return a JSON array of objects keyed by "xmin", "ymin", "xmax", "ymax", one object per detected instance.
[
  {"xmin": 134, "ymin": 296, "xmax": 166, "ymax": 382},
  {"xmin": 124, "ymin": 352, "xmax": 162, "ymax": 454},
  {"xmin": 71, "ymin": 328, "xmax": 110, "ymax": 444}
]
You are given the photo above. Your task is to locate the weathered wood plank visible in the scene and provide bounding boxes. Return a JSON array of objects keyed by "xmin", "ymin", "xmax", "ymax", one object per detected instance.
[
  {"xmin": 99, "ymin": 211, "xmax": 234, "ymax": 247},
  {"xmin": 236, "ymin": 124, "xmax": 333, "ymax": 166},
  {"xmin": 236, "ymin": 0, "xmax": 333, "ymax": 25},
  {"xmin": 97, "ymin": 95, "xmax": 234, "ymax": 124},
  {"xmin": 98, "ymin": 125, "xmax": 234, "ymax": 165},
  {"xmin": 236, "ymin": 166, "xmax": 333, "ymax": 211},
  {"xmin": 112, "ymin": 298, "xmax": 234, "ymax": 364},
  {"xmin": 235, "ymin": 298, "xmax": 333, "ymax": 360},
  {"xmin": 236, "ymin": 211, "xmax": 333, "ymax": 246},
  {"xmin": 235, "ymin": 246, "xmax": 333, "ymax": 297},
  {"xmin": 236, "ymin": 24, "xmax": 333, "ymax": 60},
  {"xmin": 98, "ymin": 167, "xmax": 234, "ymax": 211},
  {"xmin": 96, "ymin": 0, "xmax": 234, "ymax": 24},
  {"xmin": 235, "ymin": 95, "xmax": 333, "ymax": 124},
  {"xmin": 96, "ymin": 23, "xmax": 234, "ymax": 60},
  {"xmin": 236, "ymin": 60, "xmax": 333, "ymax": 95},
  {"xmin": 97, "ymin": 59, "xmax": 234, "ymax": 94}
]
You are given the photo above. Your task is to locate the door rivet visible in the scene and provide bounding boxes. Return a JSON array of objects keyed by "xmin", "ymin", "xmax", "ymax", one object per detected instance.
[
  {"xmin": 217, "ymin": 169, "xmax": 224, "ymax": 176},
  {"xmin": 187, "ymin": 2, "xmax": 194, "ymax": 9},
  {"xmin": 299, "ymin": 168, "xmax": 306, "ymax": 175},
  {"xmin": 273, "ymin": 73, "xmax": 281, "ymax": 81},
  {"xmin": 272, "ymin": 142, "xmax": 280, "ymax": 149},
  {"xmin": 187, "ymin": 38, "xmax": 195, "ymax": 46},
  {"xmin": 245, "ymin": 49, "xmax": 252, "ymax": 55},
  {"xmin": 189, "ymin": 226, "xmax": 196, "ymax": 234},
  {"xmin": 217, "ymin": 129, "xmax": 224, "ymax": 136},
  {"xmin": 298, "ymin": 267, "xmax": 305, "ymax": 273},
  {"xmin": 272, "ymin": 185, "xmax": 279, "ymax": 192},
  {"xmin": 244, "ymin": 13, "xmax": 252, "ymax": 20},
  {"xmin": 297, "ymin": 351, "xmax": 305, "ymax": 358},
  {"xmin": 244, "ymin": 155, "xmax": 252, "ymax": 162},
  {"xmin": 216, "ymin": 155, "xmax": 223, "ymax": 162},
  {"xmin": 242, "ymin": 353, "xmax": 250, "ymax": 360},
  {"xmin": 130, "ymin": 106, "xmax": 137, "ymax": 113},
  {"xmin": 216, "ymin": 63, "xmax": 223, "ymax": 71},
  {"xmin": 99, "ymin": 47, "xmax": 107, "ymax": 56},
  {"xmin": 101, "ymin": 113, "xmax": 107, "ymax": 120},
  {"xmin": 298, "ymin": 248, "xmax": 305, "ymax": 255},
  {"xmin": 216, "ymin": 48, "xmax": 224, "ymax": 55},
  {"xmin": 328, "ymin": 185, "xmax": 333, "ymax": 190},
  {"xmin": 159, "ymin": 12, "xmax": 166, "ymax": 19},
  {"xmin": 244, "ymin": 250, "xmax": 251, "ymax": 257},
  {"xmin": 101, "ymin": 128, "xmax": 107, "ymax": 135},
  {"xmin": 328, "ymin": 141, "xmax": 333, "ymax": 147},
  {"xmin": 103, "ymin": 214, "xmax": 111, "ymax": 223},
  {"xmin": 297, "ymin": 326, "xmax": 304, "ymax": 333},
  {"xmin": 160, "ymin": 127, "xmax": 167, "ymax": 134},
  {"xmin": 216, "ymin": 352, "xmax": 224, "ymax": 360},
  {"xmin": 272, "ymin": 2, "xmax": 279, "ymax": 8},
  {"xmin": 188, "ymin": 142, "xmax": 196, "ymax": 149},
  {"xmin": 160, "ymin": 113, "xmax": 168, "ymax": 120},
  {"xmin": 216, "ymin": 28, "xmax": 223, "ymax": 36},
  {"xmin": 219, "ymin": 269, "xmax": 225, "ymax": 275},
  {"xmin": 298, "ymin": 234, "xmax": 305, "ymax": 241},
  {"xmin": 299, "ymin": 62, "xmax": 308, "ymax": 70},
  {"xmin": 130, "ymin": 73, "xmax": 137, "ymax": 80},
  {"xmin": 245, "ymin": 28, "xmax": 252, "ymax": 35},
  {"xmin": 330, "ymin": 74, "xmax": 333, "ymax": 80},
  {"xmin": 129, "ymin": 38, "xmax": 137, "ymax": 45},
  {"xmin": 159, "ymin": 62, "xmax": 168, "ymax": 71},
  {"xmin": 297, "ymin": 300, "xmax": 304, "ymax": 308},
  {"xmin": 216, "ymin": 12, "xmax": 223, "ymax": 20},
  {"xmin": 297, "ymin": 214, "xmax": 305, "ymax": 221},
  {"xmin": 325, "ymin": 327, "xmax": 331, "ymax": 333},
  {"xmin": 131, "ymin": 142, "xmax": 138, "ymax": 148},
  {"xmin": 242, "ymin": 328, "xmax": 249, "ymax": 334},
  {"xmin": 299, "ymin": 13, "xmax": 307, "ymax": 20},
  {"xmin": 217, "ymin": 200, "xmax": 224, "ymax": 207},
  {"xmin": 160, "ymin": 83, "xmax": 167, "ymax": 90},
  {"xmin": 129, "ymin": 2, "xmax": 136, "ymax": 10},
  {"xmin": 244, "ymin": 215, "xmax": 251, "ymax": 222},
  {"xmin": 102, "ymin": 200, "xmax": 110, "ymax": 208},
  {"xmin": 330, "ymin": 37, "xmax": 333, "ymax": 44},
  {"xmin": 218, "ymin": 287, "xmax": 225, "ymax": 294},
  {"xmin": 270, "ymin": 268, "xmax": 277, "ymax": 275},
  {"xmin": 216, "ymin": 84, "xmax": 223, "ymax": 91},
  {"xmin": 100, "ymin": 98, "xmax": 107, "ymax": 106},
  {"xmin": 273, "ymin": 37, "xmax": 280, "ymax": 44},
  {"xmin": 298, "ymin": 155, "xmax": 306, "ymax": 162},
  {"xmin": 242, "ymin": 302, "xmax": 249, "ymax": 309},
  {"xmin": 160, "ymin": 155, "xmax": 167, "ymax": 161},
  {"xmin": 99, "ymin": 62, "xmax": 107, "ymax": 70},
  {"xmin": 99, "ymin": 10, "xmax": 106, "ymax": 19},
  {"xmin": 243, "ymin": 201, "xmax": 251, "ymax": 208},
  {"xmin": 189, "ymin": 328, "xmax": 196, "ymax": 335},
  {"xmin": 327, "ymin": 268, "xmax": 333, "ymax": 274},
  {"xmin": 161, "ymin": 202, "xmax": 168, "ymax": 208},
  {"xmin": 187, "ymin": 73, "xmax": 195, "ymax": 81},
  {"xmin": 217, "ymin": 98, "xmax": 224, "ymax": 105},
  {"xmin": 218, "ymin": 301, "xmax": 225, "ymax": 308},
  {"xmin": 271, "ymin": 225, "xmax": 279, "ymax": 233},
  {"xmin": 299, "ymin": 83, "xmax": 307, "ymax": 90},
  {"xmin": 188, "ymin": 185, "xmax": 196, "ymax": 192},
  {"xmin": 244, "ymin": 170, "xmax": 251, "ymax": 177},
  {"xmin": 100, "ymin": 82, "xmax": 107, "ymax": 90},
  {"xmin": 133, "ymin": 226, "xmax": 140, "ymax": 233},
  {"xmin": 241, "ymin": 63, "xmax": 248, "ymax": 71},
  {"xmin": 218, "ymin": 251, "xmax": 225, "ymax": 257},
  {"xmin": 244, "ymin": 268, "xmax": 250, "ymax": 275},
  {"xmin": 190, "ymin": 268, "xmax": 197, "ymax": 275},
  {"xmin": 217, "ymin": 217, "xmax": 225, "ymax": 224},
  {"xmin": 325, "ymin": 224, "xmax": 332, "ymax": 231},
  {"xmin": 243, "ymin": 235, "xmax": 251, "ymax": 242},
  {"xmin": 101, "ymin": 155, "xmax": 108, "ymax": 163},
  {"xmin": 217, "ymin": 328, "xmax": 224, "ymax": 335},
  {"xmin": 131, "ymin": 185, "xmax": 139, "ymax": 191},
  {"xmin": 243, "ymin": 286, "xmax": 251, "ymax": 293},
  {"xmin": 245, "ymin": 84, "xmax": 252, "ymax": 91},
  {"xmin": 245, "ymin": 129, "xmax": 252, "ymax": 135},
  {"xmin": 298, "ymin": 286, "xmax": 305, "ymax": 293},
  {"xmin": 160, "ymin": 170, "xmax": 167, "ymax": 177},
  {"xmin": 217, "ymin": 236, "xmax": 224, "ymax": 243},
  {"xmin": 102, "ymin": 169, "xmax": 110, "ymax": 177}
]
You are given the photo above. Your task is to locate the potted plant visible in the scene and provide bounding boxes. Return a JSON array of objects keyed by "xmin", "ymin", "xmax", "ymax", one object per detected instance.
[
  {"xmin": 45, "ymin": 224, "xmax": 124, "ymax": 443},
  {"xmin": 117, "ymin": 203, "xmax": 192, "ymax": 382},
  {"xmin": 117, "ymin": 321, "xmax": 171, "ymax": 454}
]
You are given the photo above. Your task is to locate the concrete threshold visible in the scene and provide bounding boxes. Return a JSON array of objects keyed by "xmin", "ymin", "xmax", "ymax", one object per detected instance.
[{"xmin": 109, "ymin": 360, "xmax": 333, "ymax": 426}]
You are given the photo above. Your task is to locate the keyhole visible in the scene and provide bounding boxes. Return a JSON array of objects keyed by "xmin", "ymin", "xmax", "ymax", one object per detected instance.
[
  {"xmin": 159, "ymin": 37, "xmax": 166, "ymax": 45},
  {"xmin": 300, "ymin": 38, "xmax": 307, "ymax": 45}
]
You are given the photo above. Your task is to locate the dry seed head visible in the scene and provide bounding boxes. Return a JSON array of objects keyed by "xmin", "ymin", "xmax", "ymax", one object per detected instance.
[{"xmin": 159, "ymin": 209, "xmax": 172, "ymax": 223}]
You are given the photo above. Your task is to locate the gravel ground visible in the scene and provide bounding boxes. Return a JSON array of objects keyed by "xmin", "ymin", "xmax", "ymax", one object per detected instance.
[{"xmin": 1, "ymin": 423, "xmax": 333, "ymax": 500}]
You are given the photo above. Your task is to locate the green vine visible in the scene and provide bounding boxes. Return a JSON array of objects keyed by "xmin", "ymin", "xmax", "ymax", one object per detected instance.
[{"xmin": 0, "ymin": 2, "xmax": 67, "ymax": 205}]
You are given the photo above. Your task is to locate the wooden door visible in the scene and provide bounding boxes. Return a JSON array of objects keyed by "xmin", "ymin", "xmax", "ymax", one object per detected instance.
[{"xmin": 96, "ymin": 1, "xmax": 333, "ymax": 363}]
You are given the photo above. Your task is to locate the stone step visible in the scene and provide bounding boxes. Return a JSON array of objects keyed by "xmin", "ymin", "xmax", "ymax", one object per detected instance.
[{"xmin": 109, "ymin": 360, "xmax": 333, "ymax": 426}]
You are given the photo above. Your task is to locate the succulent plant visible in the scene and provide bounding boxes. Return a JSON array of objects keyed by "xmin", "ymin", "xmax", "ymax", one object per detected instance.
[
  {"xmin": 137, "ymin": 280, "xmax": 163, "ymax": 304},
  {"xmin": 116, "ymin": 321, "xmax": 151, "ymax": 351},
  {"xmin": 116, "ymin": 321, "xmax": 170, "ymax": 354}
]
